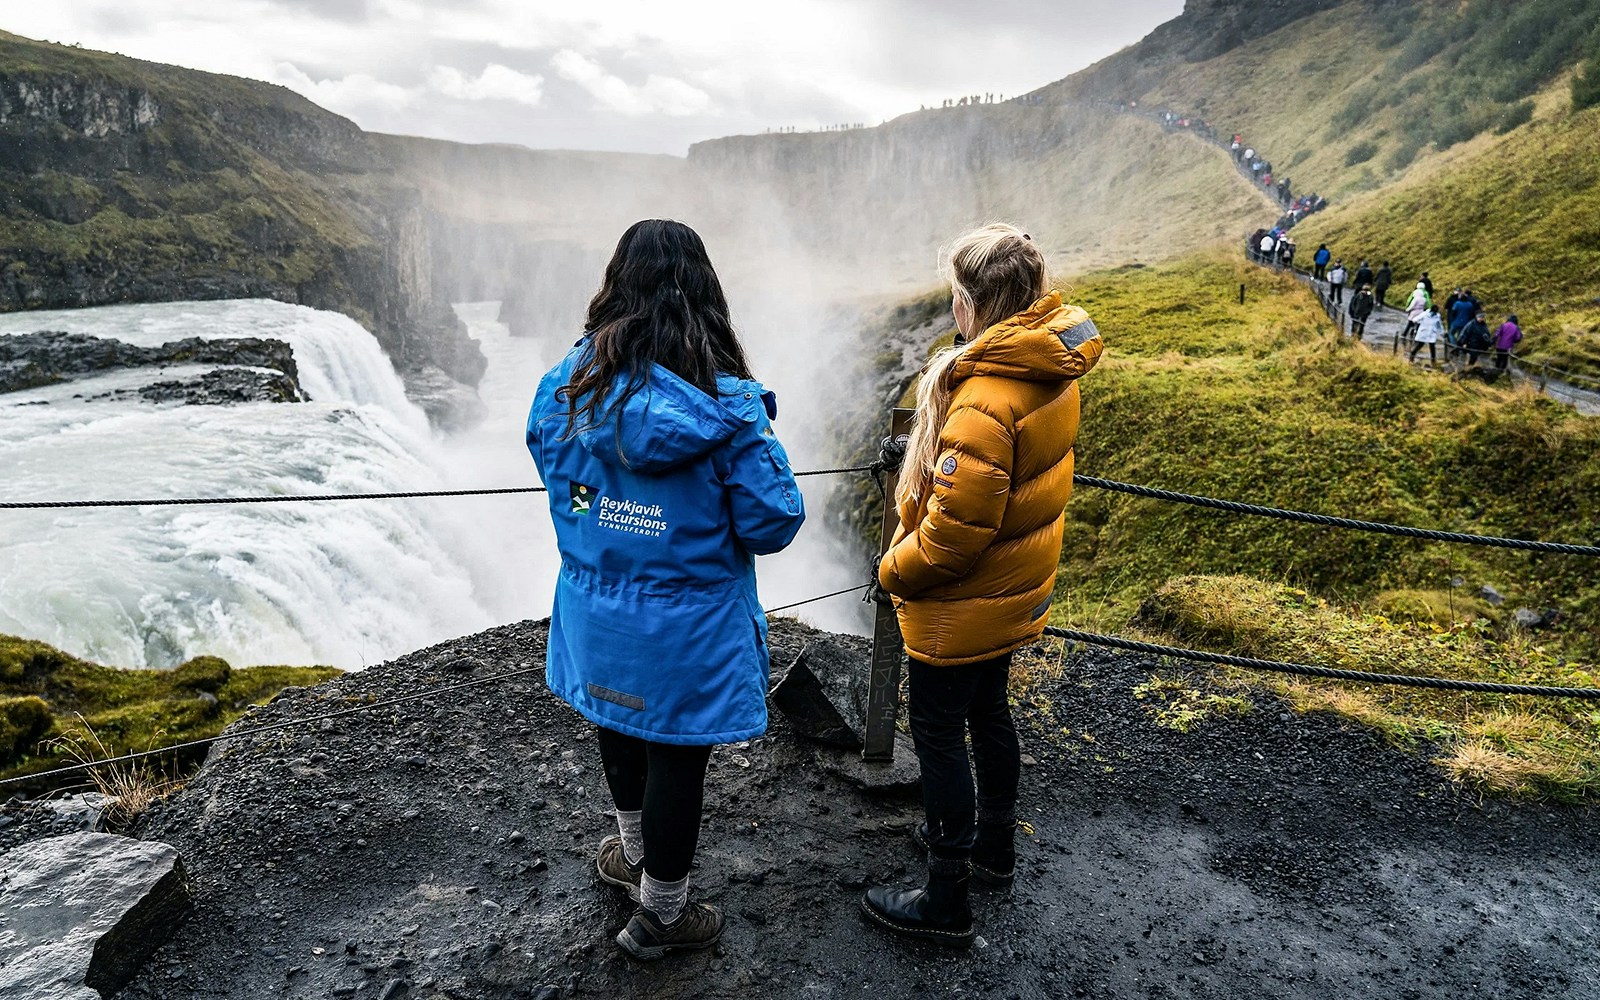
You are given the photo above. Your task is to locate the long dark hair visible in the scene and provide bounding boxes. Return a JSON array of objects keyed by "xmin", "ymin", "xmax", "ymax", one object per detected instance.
[{"xmin": 558, "ymin": 219, "xmax": 752, "ymax": 436}]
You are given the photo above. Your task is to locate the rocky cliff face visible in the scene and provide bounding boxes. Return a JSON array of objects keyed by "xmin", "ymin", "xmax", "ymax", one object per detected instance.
[{"xmin": 0, "ymin": 32, "xmax": 483, "ymax": 426}]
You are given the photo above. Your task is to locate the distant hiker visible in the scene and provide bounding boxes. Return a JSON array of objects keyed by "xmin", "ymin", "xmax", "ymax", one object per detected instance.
[
  {"xmin": 1373, "ymin": 262, "xmax": 1393, "ymax": 308},
  {"xmin": 1420, "ymin": 272, "xmax": 1434, "ymax": 296},
  {"xmin": 864, "ymin": 223, "xmax": 1102, "ymax": 949},
  {"xmin": 1410, "ymin": 304, "xmax": 1444, "ymax": 366},
  {"xmin": 1448, "ymin": 290, "xmax": 1476, "ymax": 337},
  {"xmin": 526, "ymin": 219, "xmax": 805, "ymax": 961},
  {"xmin": 1403, "ymin": 280, "xmax": 1431, "ymax": 341},
  {"xmin": 1460, "ymin": 311, "xmax": 1493, "ymax": 368},
  {"xmin": 1313, "ymin": 244, "xmax": 1331, "ymax": 280},
  {"xmin": 1495, "ymin": 314, "xmax": 1523, "ymax": 370},
  {"xmin": 1350, "ymin": 285, "xmax": 1375, "ymax": 339},
  {"xmin": 1353, "ymin": 260, "xmax": 1374, "ymax": 289},
  {"xmin": 1259, "ymin": 232, "xmax": 1278, "ymax": 263},
  {"xmin": 1328, "ymin": 261, "xmax": 1348, "ymax": 304},
  {"xmin": 1279, "ymin": 237, "xmax": 1297, "ymax": 269}
]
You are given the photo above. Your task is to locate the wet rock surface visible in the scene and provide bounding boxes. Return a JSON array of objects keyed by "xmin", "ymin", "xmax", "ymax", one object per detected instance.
[
  {"xmin": 0, "ymin": 331, "xmax": 305, "ymax": 403},
  {"xmin": 5, "ymin": 618, "xmax": 1589, "ymax": 999},
  {"xmin": 0, "ymin": 832, "xmax": 190, "ymax": 1000}
]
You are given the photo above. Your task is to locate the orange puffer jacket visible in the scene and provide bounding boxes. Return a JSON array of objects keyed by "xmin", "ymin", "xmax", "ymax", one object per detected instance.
[{"xmin": 879, "ymin": 291, "xmax": 1102, "ymax": 666}]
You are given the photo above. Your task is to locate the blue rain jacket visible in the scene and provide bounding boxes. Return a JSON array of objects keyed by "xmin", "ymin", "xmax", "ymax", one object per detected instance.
[{"xmin": 526, "ymin": 340, "xmax": 805, "ymax": 745}]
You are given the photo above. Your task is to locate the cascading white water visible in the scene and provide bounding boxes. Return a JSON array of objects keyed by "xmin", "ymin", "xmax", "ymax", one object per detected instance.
[{"xmin": 0, "ymin": 300, "xmax": 496, "ymax": 669}]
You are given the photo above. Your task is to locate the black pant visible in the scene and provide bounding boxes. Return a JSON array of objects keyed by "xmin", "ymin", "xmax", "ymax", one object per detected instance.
[
  {"xmin": 595, "ymin": 726, "xmax": 712, "ymax": 882},
  {"xmin": 1495, "ymin": 349, "xmax": 1510, "ymax": 370},
  {"xmin": 907, "ymin": 653, "xmax": 1020, "ymax": 861},
  {"xmin": 1330, "ymin": 283, "xmax": 1344, "ymax": 304},
  {"xmin": 1315, "ymin": 264, "xmax": 1327, "ymax": 280},
  {"xmin": 1410, "ymin": 341, "xmax": 1437, "ymax": 365},
  {"xmin": 1375, "ymin": 287, "xmax": 1389, "ymax": 308}
]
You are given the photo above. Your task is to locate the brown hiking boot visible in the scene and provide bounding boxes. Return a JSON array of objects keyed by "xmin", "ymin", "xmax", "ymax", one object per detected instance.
[
  {"xmin": 615, "ymin": 902, "xmax": 724, "ymax": 960},
  {"xmin": 595, "ymin": 836, "xmax": 643, "ymax": 901}
]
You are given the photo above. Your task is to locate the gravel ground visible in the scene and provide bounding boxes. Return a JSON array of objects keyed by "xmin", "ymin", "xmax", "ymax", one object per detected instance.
[{"xmin": 15, "ymin": 617, "xmax": 1593, "ymax": 1000}]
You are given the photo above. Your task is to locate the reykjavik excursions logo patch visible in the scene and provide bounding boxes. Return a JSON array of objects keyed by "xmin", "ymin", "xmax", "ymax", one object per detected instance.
[{"xmin": 569, "ymin": 482, "xmax": 595, "ymax": 515}]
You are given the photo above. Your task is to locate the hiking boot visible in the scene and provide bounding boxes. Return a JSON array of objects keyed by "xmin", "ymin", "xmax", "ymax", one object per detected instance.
[
  {"xmin": 595, "ymin": 836, "xmax": 643, "ymax": 901},
  {"xmin": 911, "ymin": 821, "xmax": 1015, "ymax": 889},
  {"xmin": 615, "ymin": 902, "xmax": 724, "ymax": 960},
  {"xmin": 860, "ymin": 856, "xmax": 974, "ymax": 948}
]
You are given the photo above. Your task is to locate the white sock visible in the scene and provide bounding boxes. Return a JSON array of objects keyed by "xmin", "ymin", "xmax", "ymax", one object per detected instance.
[
  {"xmin": 640, "ymin": 872, "xmax": 689, "ymax": 924},
  {"xmin": 615, "ymin": 809, "xmax": 643, "ymax": 865}
]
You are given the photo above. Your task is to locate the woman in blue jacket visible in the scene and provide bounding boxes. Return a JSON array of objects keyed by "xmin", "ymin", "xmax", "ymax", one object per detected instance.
[{"xmin": 526, "ymin": 219, "xmax": 805, "ymax": 960}]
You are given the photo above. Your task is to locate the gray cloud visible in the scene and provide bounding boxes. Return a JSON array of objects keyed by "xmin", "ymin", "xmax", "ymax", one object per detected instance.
[{"xmin": 8, "ymin": 1, "xmax": 1185, "ymax": 154}]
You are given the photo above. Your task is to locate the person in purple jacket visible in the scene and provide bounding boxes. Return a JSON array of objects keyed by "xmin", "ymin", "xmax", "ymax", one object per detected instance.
[{"xmin": 1495, "ymin": 314, "xmax": 1523, "ymax": 370}]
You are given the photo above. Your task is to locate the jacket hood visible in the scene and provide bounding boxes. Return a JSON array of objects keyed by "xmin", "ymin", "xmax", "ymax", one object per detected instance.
[
  {"xmin": 951, "ymin": 291, "xmax": 1103, "ymax": 384},
  {"xmin": 574, "ymin": 362, "xmax": 757, "ymax": 473}
]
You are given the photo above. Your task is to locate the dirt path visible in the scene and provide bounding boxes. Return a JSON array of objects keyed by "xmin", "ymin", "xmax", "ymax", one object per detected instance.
[{"xmin": 102, "ymin": 618, "xmax": 1597, "ymax": 1000}]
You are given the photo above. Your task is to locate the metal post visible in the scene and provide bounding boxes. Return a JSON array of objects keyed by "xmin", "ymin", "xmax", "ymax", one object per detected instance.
[
  {"xmin": 1239, "ymin": 283, "xmax": 1245, "ymax": 305},
  {"xmin": 863, "ymin": 407, "xmax": 914, "ymax": 763}
]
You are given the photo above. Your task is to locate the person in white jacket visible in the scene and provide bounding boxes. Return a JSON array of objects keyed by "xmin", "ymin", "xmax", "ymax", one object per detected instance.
[
  {"xmin": 1402, "ymin": 281, "xmax": 1430, "ymax": 342},
  {"xmin": 1409, "ymin": 304, "xmax": 1444, "ymax": 367},
  {"xmin": 1327, "ymin": 261, "xmax": 1348, "ymax": 305}
]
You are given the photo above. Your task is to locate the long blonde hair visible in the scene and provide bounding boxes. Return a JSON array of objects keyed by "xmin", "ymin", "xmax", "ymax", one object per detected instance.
[{"xmin": 897, "ymin": 223, "xmax": 1047, "ymax": 507}]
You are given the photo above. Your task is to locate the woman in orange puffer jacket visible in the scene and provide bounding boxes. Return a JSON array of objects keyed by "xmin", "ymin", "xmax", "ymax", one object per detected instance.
[{"xmin": 861, "ymin": 223, "xmax": 1102, "ymax": 947}]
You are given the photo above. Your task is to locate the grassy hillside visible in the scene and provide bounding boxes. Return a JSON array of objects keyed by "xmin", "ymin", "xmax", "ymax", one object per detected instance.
[
  {"xmin": 1057, "ymin": 251, "xmax": 1599, "ymax": 640},
  {"xmin": 1, "ymin": 633, "xmax": 339, "ymax": 793},
  {"xmin": 1044, "ymin": 0, "xmax": 1600, "ymax": 378},
  {"xmin": 1290, "ymin": 101, "xmax": 1600, "ymax": 376}
]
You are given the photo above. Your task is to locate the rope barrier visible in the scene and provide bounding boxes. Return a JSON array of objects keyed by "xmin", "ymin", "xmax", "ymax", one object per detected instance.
[
  {"xmin": 0, "ymin": 466, "xmax": 877, "ymax": 511},
  {"xmin": 1042, "ymin": 627, "xmax": 1600, "ymax": 699},
  {"xmin": 1072, "ymin": 475, "xmax": 1600, "ymax": 556},
  {"xmin": 765, "ymin": 584, "xmax": 871, "ymax": 615}
]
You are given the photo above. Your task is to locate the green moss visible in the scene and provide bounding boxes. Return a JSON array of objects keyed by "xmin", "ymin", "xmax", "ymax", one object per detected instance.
[
  {"xmin": 173, "ymin": 655, "xmax": 231, "ymax": 692},
  {"xmin": 0, "ymin": 633, "xmax": 340, "ymax": 784},
  {"xmin": 0, "ymin": 696, "xmax": 52, "ymax": 760}
]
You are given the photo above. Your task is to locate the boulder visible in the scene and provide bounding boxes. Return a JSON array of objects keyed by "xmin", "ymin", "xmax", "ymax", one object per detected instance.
[
  {"xmin": 1477, "ymin": 584, "xmax": 1506, "ymax": 607},
  {"xmin": 0, "ymin": 833, "xmax": 190, "ymax": 999},
  {"xmin": 770, "ymin": 639, "xmax": 871, "ymax": 750}
]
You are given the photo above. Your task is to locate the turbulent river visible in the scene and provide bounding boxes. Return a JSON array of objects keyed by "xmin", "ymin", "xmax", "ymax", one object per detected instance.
[{"xmin": 0, "ymin": 298, "xmax": 864, "ymax": 670}]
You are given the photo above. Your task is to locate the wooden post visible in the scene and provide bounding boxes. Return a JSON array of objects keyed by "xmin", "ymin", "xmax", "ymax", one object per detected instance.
[
  {"xmin": 863, "ymin": 408, "xmax": 914, "ymax": 763},
  {"xmin": 1239, "ymin": 283, "xmax": 1246, "ymax": 305}
]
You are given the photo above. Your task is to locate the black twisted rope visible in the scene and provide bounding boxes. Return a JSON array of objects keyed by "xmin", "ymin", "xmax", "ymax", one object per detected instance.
[
  {"xmin": 0, "ymin": 466, "xmax": 877, "ymax": 511},
  {"xmin": 1043, "ymin": 627, "xmax": 1600, "ymax": 699},
  {"xmin": 1072, "ymin": 476, "xmax": 1600, "ymax": 556},
  {"xmin": 765, "ymin": 584, "xmax": 871, "ymax": 614},
  {"xmin": 0, "ymin": 486, "xmax": 548, "ymax": 510}
]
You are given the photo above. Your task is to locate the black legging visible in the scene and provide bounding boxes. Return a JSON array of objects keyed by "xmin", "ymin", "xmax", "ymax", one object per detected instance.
[
  {"xmin": 594, "ymin": 726, "xmax": 712, "ymax": 882},
  {"xmin": 907, "ymin": 653, "xmax": 1020, "ymax": 861}
]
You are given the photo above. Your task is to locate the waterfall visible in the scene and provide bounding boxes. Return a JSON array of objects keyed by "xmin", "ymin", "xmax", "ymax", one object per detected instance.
[{"xmin": 0, "ymin": 300, "xmax": 494, "ymax": 669}]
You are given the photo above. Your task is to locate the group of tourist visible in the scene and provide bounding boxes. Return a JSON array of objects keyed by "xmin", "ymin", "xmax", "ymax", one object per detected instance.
[
  {"xmin": 1401, "ymin": 278, "xmax": 1523, "ymax": 370},
  {"xmin": 1244, "ymin": 237, "xmax": 1527, "ymax": 372}
]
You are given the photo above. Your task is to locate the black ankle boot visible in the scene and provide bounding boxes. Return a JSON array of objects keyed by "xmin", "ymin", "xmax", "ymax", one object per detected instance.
[
  {"xmin": 860, "ymin": 856, "xmax": 974, "ymax": 947},
  {"xmin": 971, "ymin": 816, "xmax": 1016, "ymax": 889},
  {"xmin": 912, "ymin": 818, "xmax": 1015, "ymax": 889}
]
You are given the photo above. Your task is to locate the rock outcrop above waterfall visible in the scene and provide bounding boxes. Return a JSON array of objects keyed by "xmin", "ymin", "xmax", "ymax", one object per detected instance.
[
  {"xmin": 0, "ymin": 31, "xmax": 484, "ymax": 415},
  {"xmin": 0, "ymin": 331, "xmax": 306, "ymax": 404},
  {"xmin": 3, "ymin": 618, "xmax": 1586, "ymax": 999}
]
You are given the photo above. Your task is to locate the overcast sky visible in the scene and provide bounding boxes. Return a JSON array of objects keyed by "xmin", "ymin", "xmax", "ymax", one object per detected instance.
[{"xmin": 9, "ymin": 1, "xmax": 1185, "ymax": 155}]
